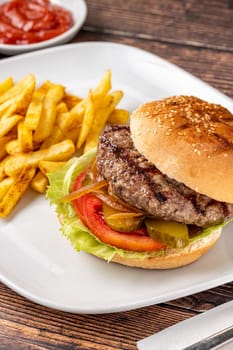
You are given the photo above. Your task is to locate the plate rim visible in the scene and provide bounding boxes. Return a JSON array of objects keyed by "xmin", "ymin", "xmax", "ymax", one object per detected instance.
[
  {"xmin": 1, "ymin": 40, "xmax": 232, "ymax": 109},
  {"xmin": 1, "ymin": 263, "xmax": 233, "ymax": 314}
]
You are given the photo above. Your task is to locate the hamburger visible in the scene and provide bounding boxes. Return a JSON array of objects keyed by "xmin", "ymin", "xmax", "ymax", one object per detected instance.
[{"xmin": 47, "ymin": 95, "xmax": 233, "ymax": 269}]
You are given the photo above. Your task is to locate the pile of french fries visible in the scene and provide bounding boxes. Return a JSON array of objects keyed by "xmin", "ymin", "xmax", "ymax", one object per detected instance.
[{"xmin": 0, "ymin": 70, "xmax": 129, "ymax": 218}]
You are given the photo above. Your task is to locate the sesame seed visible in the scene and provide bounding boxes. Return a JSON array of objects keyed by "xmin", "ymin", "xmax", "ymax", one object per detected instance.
[{"xmin": 194, "ymin": 149, "xmax": 201, "ymax": 155}]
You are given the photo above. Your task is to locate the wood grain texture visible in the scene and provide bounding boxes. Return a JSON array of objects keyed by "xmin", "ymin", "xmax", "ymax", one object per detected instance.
[
  {"xmin": 167, "ymin": 281, "xmax": 233, "ymax": 311},
  {"xmin": 1, "ymin": 282, "xmax": 232, "ymax": 350},
  {"xmin": 84, "ymin": 0, "xmax": 233, "ymax": 51},
  {"xmin": 0, "ymin": 0, "xmax": 232, "ymax": 349}
]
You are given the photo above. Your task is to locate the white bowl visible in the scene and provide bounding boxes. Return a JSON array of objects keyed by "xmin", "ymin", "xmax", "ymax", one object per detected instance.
[{"xmin": 0, "ymin": 0, "xmax": 87, "ymax": 55}]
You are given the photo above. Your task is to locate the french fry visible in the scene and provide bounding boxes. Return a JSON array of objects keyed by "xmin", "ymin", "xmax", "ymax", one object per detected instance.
[
  {"xmin": 0, "ymin": 114, "xmax": 22, "ymax": 138},
  {"xmin": 56, "ymin": 111, "xmax": 81, "ymax": 133},
  {"xmin": 107, "ymin": 109, "xmax": 130, "ymax": 125},
  {"xmin": 0, "ymin": 74, "xmax": 36, "ymax": 118},
  {"xmin": 24, "ymin": 89, "xmax": 45, "ymax": 130},
  {"xmin": 4, "ymin": 139, "xmax": 75, "ymax": 177},
  {"xmin": 77, "ymin": 90, "xmax": 95, "ymax": 149},
  {"xmin": 0, "ymin": 167, "xmax": 35, "ymax": 218},
  {"xmin": 56, "ymin": 101, "xmax": 68, "ymax": 114},
  {"xmin": 0, "ymin": 134, "xmax": 15, "ymax": 160},
  {"xmin": 70, "ymin": 100, "xmax": 86, "ymax": 123},
  {"xmin": 39, "ymin": 160, "xmax": 65, "ymax": 175},
  {"xmin": 83, "ymin": 90, "xmax": 123, "ymax": 152},
  {"xmin": 63, "ymin": 127, "xmax": 80, "ymax": 145},
  {"xmin": 63, "ymin": 92, "xmax": 82, "ymax": 109},
  {"xmin": 0, "ymin": 176, "xmax": 15, "ymax": 200},
  {"xmin": 17, "ymin": 121, "xmax": 33, "ymax": 153},
  {"xmin": 33, "ymin": 84, "xmax": 64, "ymax": 143},
  {"xmin": 30, "ymin": 171, "xmax": 48, "ymax": 193},
  {"xmin": 41, "ymin": 110, "xmax": 81, "ymax": 150},
  {"xmin": 5, "ymin": 139, "xmax": 20, "ymax": 155},
  {"xmin": 0, "ymin": 70, "xmax": 129, "ymax": 218},
  {"xmin": 0, "ymin": 74, "xmax": 35, "ymax": 104},
  {"xmin": 0, "ymin": 98, "xmax": 16, "ymax": 119},
  {"xmin": 70, "ymin": 70, "xmax": 112, "ymax": 123},
  {"xmin": 94, "ymin": 69, "xmax": 112, "ymax": 101},
  {"xmin": 0, "ymin": 156, "xmax": 10, "ymax": 182},
  {"xmin": 39, "ymin": 107, "xmax": 74, "ymax": 149},
  {"xmin": 37, "ymin": 80, "xmax": 54, "ymax": 94},
  {"xmin": 40, "ymin": 125, "xmax": 65, "ymax": 149},
  {"xmin": 0, "ymin": 77, "xmax": 14, "ymax": 96}
]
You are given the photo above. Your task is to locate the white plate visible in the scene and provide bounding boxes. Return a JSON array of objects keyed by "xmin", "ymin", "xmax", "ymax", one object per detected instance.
[
  {"xmin": 0, "ymin": 42, "xmax": 232, "ymax": 314},
  {"xmin": 0, "ymin": 0, "xmax": 87, "ymax": 55}
]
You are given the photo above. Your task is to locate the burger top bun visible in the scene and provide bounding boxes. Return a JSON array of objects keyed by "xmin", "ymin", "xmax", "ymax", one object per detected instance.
[{"xmin": 130, "ymin": 96, "xmax": 233, "ymax": 204}]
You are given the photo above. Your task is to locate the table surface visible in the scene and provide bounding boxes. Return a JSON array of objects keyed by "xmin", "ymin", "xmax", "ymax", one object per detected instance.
[{"xmin": 0, "ymin": 1, "xmax": 233, "ymax": 349}]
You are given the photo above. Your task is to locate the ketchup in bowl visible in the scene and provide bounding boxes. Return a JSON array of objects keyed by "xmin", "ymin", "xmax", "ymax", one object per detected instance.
[{"xmin": 0, "ymin": 0, "xmax": 74, "ymax": 45}]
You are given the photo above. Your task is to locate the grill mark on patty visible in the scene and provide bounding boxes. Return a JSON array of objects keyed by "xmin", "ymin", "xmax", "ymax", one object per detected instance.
[
  {"xmin": 97, "ymin": 125, "xmax": 233, "ymax": 227},
  {"xmin": 183, "ymin": 194, "xmax": 204, "ymax": 215},
  {"xmin": 101, "ymin": 133, "xmax": 167, "ymax": 203},
  {"xmin": 220, "ymin": 202, "xmax": 230, "ymax": 217},
  {"xmin": 154, "ymin": 191, "xmax": 167, "ymax": 203}
]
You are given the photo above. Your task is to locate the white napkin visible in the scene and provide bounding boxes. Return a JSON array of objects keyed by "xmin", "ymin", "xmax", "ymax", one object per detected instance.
[{"xmin": 137, "ymin": 300, "xmax": 233, "ymax": 350}]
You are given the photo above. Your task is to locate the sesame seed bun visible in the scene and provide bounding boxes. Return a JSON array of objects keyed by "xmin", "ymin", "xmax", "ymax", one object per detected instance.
[{"xmin": 130, "ymin": 96, "xmax": 233, "ymax": 203}]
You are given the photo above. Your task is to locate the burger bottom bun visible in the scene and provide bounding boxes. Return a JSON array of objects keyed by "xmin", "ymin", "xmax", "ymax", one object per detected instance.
[
  {"xmin": 108, "ymin": 228, "xmax": 222, "ymax": 269},
  {"xmin": 58, "ymin": 214, "xmax": 222, "ymax": 269}
]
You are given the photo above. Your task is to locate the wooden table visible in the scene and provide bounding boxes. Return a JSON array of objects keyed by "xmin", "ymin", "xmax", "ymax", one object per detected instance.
[{"xmin": 0, "ymin": 1, "xmax": 233, "ymax": 349}]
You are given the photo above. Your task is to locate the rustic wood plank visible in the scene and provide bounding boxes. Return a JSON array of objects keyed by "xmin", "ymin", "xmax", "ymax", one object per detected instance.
[
  {"xmin": 0, "ymin": 282, "xmax": 197, "ymax": 350},
  {"xmin": 166, "ymin": 282, "xmax": 233, "ymax": 312},
  {"xmin": 0, "ymin": 336, "xmax": 47, "ymax": 350},
  {"xmin": 84, "ymin": 0, "xmax": 233, "ymax": 51},
  {"xmin": 0, "ymin": 281, "xmax": 232, "ymax": 350}
]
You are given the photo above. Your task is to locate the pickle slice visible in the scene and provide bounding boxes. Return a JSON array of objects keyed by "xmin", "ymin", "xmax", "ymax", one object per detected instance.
[
  {"xmin": 103, "ymin": 203, "xmax": 144, "ymax": 232},
  {"xmin": 145, "ymin": 219, "xmax": 189, "ymax": 248}
]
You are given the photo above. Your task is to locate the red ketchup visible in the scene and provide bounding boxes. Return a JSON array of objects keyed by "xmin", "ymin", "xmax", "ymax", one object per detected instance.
[{"xmin": 0, "ymin": 0, "xmax": 74, "ymax": 45}]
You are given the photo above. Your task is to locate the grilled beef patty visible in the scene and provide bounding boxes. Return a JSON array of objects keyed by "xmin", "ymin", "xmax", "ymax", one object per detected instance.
[{"xmin": 96, "ymin": 125, "xmax": 233, "ymax": 227}]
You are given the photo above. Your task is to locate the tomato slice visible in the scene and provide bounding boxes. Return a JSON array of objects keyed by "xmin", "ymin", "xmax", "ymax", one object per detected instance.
[
  {"xmin": 72, "ymin": 171, "xmax": 145, "ymax": 235},
  {"xmin": 72, "ymin": 172, "xmax": 166, "ymax": 252}
]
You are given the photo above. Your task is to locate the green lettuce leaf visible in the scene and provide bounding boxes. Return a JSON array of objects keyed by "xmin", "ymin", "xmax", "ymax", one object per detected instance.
[
  {"xmin": 46, "ymin": 149, "xmax": 229, "ymax": 261},
  {"xmin": 189, "ymin": 219, "xmax": 231, "ymax": 243},
  {"xmin": 46, "ymin": 148, "xmax": 152, "ymax": 261}
]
